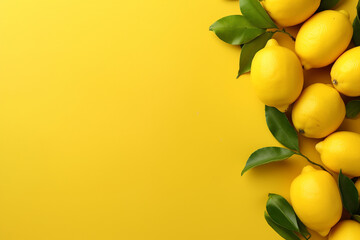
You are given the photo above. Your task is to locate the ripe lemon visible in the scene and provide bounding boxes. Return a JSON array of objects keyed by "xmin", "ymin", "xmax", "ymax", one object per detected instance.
[
  {"xmin": 262, "ymin": 0, "xmax": 320, "ymax": 27},
  {"xmin": 251, "ymin": 39, "xmax": 303, "ymax": 112},
  {"xmin": 290, "ymin": 166, "xmax": 342, "ymax": 237},
  {"xmin": 292, "ymin": 83, "xmax": 345, "ymax": 138},
  {"xmin": 316, "ymin": 131, "xmax": 360, "ymax": 177},
  {"xmin": 331, "ymin": 47, "xmax": 360, "ymax": 96},
  {"xmin": 329, "ymin": 220, "xmax": 360, "ymax": 240},
  {"xmin": 295, "ymin": 10, "xmax": 353, "ymax": 69}
]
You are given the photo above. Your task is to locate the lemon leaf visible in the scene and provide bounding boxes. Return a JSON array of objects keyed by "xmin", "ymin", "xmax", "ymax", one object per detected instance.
[
  {"xmin": 353, "ymin": 215, "xmax": 360, "ymax": 223},
  {"xmin": 239, "ymin": 0, "xmax": 277, "ymax": 29},
  {"xmin": 237, "ymin": 32, "xmax": 274, "ymax": 77},
  {"xmin": 338, "ymin": 170, "xmax": 359, "ymax": 215},
  {"xmin": 241, "ymin": 147, "xmax": 294, "ymax": 175},
  {"xmin": 354, "ymin": 0, "xmax": 360, "ymax": 46},
  {"xmin": 264, "ymin": 212, "xmax": 301, "ymax": 240},
  {"xmin": 209, "ymin": 15, "xmax": 266, "ymax": 45},
  {"xmin": 353, "ymin": 16, "xmax": 360, "ymax": 47},
  {"xmin": 317, "ymin": 0, "xmax": 340, "ymax": 11},
  {"xmin": 265, "ymin": 106, "xmax": 299, "ymax": 152},
  {"xmin": 346, "ymin": 100, "xmax": 360, "ymax": 118},
  {"xmin": 297, "ymin": 216, "xmax": 311, "ymax": 240},
  {"xmin": 266, "ymin": 194, "xmax": 300, "ymax": 232}
]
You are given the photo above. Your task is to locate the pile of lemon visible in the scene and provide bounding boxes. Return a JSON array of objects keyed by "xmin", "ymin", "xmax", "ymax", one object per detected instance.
[
  {"xmin": 212, "ymin": 0, "xmax": 360, "ymax": 239},
  {"xmin": 252, "ymin": 2, "xmax": 360, "ymax": 240}
]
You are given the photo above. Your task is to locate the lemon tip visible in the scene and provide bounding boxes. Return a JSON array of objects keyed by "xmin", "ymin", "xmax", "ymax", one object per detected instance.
[
  {"xmin": 303, "ymin": 64, "xmax": 312, "ymax": 70},
  {"xmin": 302, "ymin": 165, "xmax": 316, "ymax": 174},
  {"xmin": 317, "ymin": 228, "xmax": 331, "ymax": 237},
  {"xmin": 338, "ymin": 10, "xmax": 350, "ymax": 19},
  {"xmin": 265, "ymin": 39, "xmax": 279, "ymax": 48},
  {"xmin": 315, "ymin": 141, "xmax": 323, "ymax": 153},
  {"xmin": 275, "ymin": 104, "xmax": 289, "ymax": 112}
]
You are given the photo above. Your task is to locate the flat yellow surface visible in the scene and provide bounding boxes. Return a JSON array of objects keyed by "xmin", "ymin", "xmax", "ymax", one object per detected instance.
[{"xmin": 0, "ymin": 0, "xmax": 358, "ymax": 239}]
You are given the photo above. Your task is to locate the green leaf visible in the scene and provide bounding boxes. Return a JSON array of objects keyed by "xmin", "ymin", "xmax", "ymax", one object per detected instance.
[
  {"xmin": 357, "ymin": 0, "xmax": 360, "ymax": 16},
  {"xmin": 339, "ymin": 170, "xmax": 359, "ymax": 215},
  {"xmin": 317, "ymin": 0, "xmax": 340, "ymax": 11},
  {"xmin": 353, "ymin": 16, "xmax": 360, "ymax": 47},
  {"xmin": 209, "ymin": 15, "xmax": 266, "ymax": 45},
  {"xmin": 297, "ymin": 217, "xmax": 311, "ymax": 240},
  {"xmin": 266, "ymin": 194, "xmax": 299, "ymax": 232},
  {"xmin": 353, "ymin": 215, "xmax": 360, "ymax": 223},
  {"xmin": 346, "ymin": 100, "xmax": 360, "ymax": 118},
  {"xmin": 241, "ymin": 147, "xmax": 294, "ymax": 175},
  {"xmin": 265, "ymin": 106, "xmax": 299, "ymax": 152},
  {"xmin": 264, "ymin": 212, "xmax": 301, "ymax": 240},
  {"xmin": 239, "ymin": 0, "xmax": 277, "ymax": 29},
  {"xmin": 237, "ymin": 32, "xmax": 274, "ymax": 77}
]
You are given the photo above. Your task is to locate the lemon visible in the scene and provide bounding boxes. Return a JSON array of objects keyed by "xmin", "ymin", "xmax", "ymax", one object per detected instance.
[
  {"xmin": 295, "ymin": 10, "xmax": 353, "ymax": 70},
  {"xmin": 316, "ymin": 131, "xmax": 360, "ymax": 177},
  {"xmin": 262, "ymin": 0, "xmax": 320, "ymax": 27},
  {"xmin": 331, "ymin": 47, "xmax": 360, "ymax": 96},
  {"xmin": 290, "ymin": 166, "xmax": 342, "ymax": 237},
  {"xmin": 251, "ymin": 39, "xmax": 303, "ymax": 112},
  {"xmin": 292, "ymin": 83, "xmax": 345, "ymax": 138},
  {"xmin": 329, "ymin": 220, "xmax": 360, "ymax": 240}
]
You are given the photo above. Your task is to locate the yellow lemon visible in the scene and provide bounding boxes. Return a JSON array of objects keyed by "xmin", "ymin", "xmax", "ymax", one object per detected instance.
[
  {"xmin": 262, "ymin": 0, "xmax": 320, "ymax": 27},
  {"xmin": 290, "ymin": 166, "xmax": 342, "ymax": 237},
  {"xmin": 292, "ymin": 83, "xmax": 345, "ymax": 138},
  {"xmin": 295, "ymin": 10, "xmax": 353, "ymax": 69},
  {"xmin": 251, "ymin": 39, "xmax": 303, "ymax": 112},
  {"xmin": 329, "ymin": 220, "xmax": 360, "ymax": 240},
  {"xmin": 316, "ymin": 131, "xmax": 360, "ymax": 177},
  {"xmin": 331, "ymin": 47, "xmax": 360, "ymax": 96}
]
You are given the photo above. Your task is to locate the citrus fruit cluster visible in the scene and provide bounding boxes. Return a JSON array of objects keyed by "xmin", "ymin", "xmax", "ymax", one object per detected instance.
[{"xmin": 210, "ymin": 0, "xmax": 360, "ymax": 239}]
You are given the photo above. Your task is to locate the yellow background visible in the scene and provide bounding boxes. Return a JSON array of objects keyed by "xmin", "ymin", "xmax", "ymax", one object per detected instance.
[{"xmin": 0, "ymin": 0, "xmax": 358, "ymax": 239}]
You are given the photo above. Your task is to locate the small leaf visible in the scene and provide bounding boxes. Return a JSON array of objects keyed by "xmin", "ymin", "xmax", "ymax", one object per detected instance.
[
  {"xmin": 339, "ymin": 170, "xmax": 359, "ymax": 215},
  {"xmin": 346, "ymin": 100, "xmax": 360, "ymax": 118},
  {"xmin": 264, "ymin": 212, "xmax": 301, "ymax": 240},
  {"xmin": 242, "ymin": 147, "xmax": 294, "ymax": 175},
  {"xmin": 353, "ymin": 16, "xmax": 360, "ymax": 47},
  {"xmin": 318, "ymin": 0, "xmax": 340, "ymax": 11},
  {"xmin": 239, "ymin": 0, "xmax": 277, "ymax": 29},
  {"xmin": 297, "ymin": 217, "xmax": 311, "ymax": 240},
  {"xmin": 237, "ymin": 32, "xmax": 274, "ymax": 77},
  {"xmin": 265, "ymin": 106, "xmax": 299, "ymax": 152},
  {"xmin": 209, "ymin": 15, "xmax": 266, "ymax": 45},
  {"xmin": 353, "ymin": 215, "xmax": 360, "ymax": 223},
  {"xmin": 266, "ymin": 194, "xmax": 300, "ymax": 232}
]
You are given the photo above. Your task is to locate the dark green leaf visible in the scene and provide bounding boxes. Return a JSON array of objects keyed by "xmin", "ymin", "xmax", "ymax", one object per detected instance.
[
  {"xmin": 346, "ymin": 100, "xmax": 360, "ymax": 118},
  {"xmin": 353, "ymin": 215, "xmax": 360, "ymax": 223},
  {"xmin": 264, "ymin": 212, "xmax": 301, "ymax": 240},
  {"xmin": 241, "ymin": 147, "xmax": 294, "ymax": 175},
  {"xmin": 209, "ymin": 15, "xmax": 266, "ymax": 45},
  {"xmin": 353, "ymin": 16, "xmax": 360, "ymax": 47},
  {"xmin": 339, "ymin": 170, "xmax": 359, "ymax": 215},
  {"xmin": 265, "ymin": 106, "xmax": 299, "ymax": 151},
  {"xmin": 239, "ymin": 0, "xmax": 277, "ymax": 29},
  {"xmin": 317, "ymin": 0, "xmax": 340, "ymax": 11},
  {"xmin": 357, "ymin": 0, "xmax": 360, "ymax": 16},
  {"xmin": 237, "ymin": 32, "xmax": 274, "ymax": 77},
  {"xmin": 297, "ymin": 217, "xmax": 311, "ymax": 240},
  {"xmin": 266, "ymin": 194, "xmax": 299, "ymax": 232}
]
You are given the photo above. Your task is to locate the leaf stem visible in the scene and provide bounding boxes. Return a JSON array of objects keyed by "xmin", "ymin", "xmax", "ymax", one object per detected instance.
[
  {"xmin": 295, "ymin": 152, "xmax": 330, "ymax": 173},
  {"xmin": 271, "ymin": 28, "xmax": 296, "ymax": 41}
]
